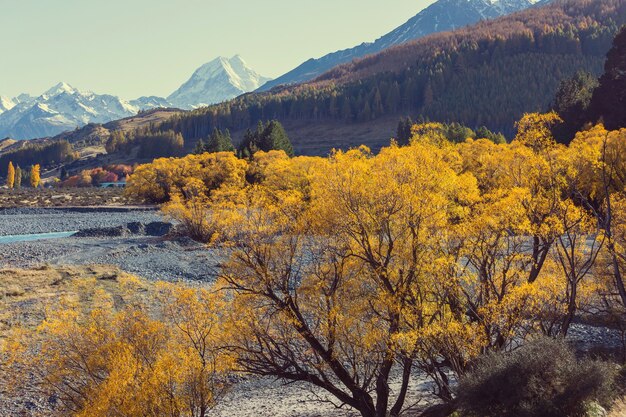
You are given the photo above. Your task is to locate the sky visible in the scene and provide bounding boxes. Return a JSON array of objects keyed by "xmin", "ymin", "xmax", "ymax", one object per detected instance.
[{"xmin": 0, "ymin": 0, "xmax": 435, "ymax": 100}]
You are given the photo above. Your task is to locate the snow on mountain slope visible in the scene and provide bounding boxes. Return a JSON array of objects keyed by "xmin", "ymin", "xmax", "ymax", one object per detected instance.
[
  {"xmin": 168, "ymin": 55, "xmax": 272, "ymax": 109},
  {"xmin": 259, "ymin": 0, "xmax": 538, "ymax": 91},
  {"xmin": 0, "ymin": 83, "xmax": 142, "ymax": 140},
  {"xmin": 0, "ymin": 96, "xmax": 15, "ymax": 114},
  {"xmin": 0, "ymin": 55, "xmax": 269, "ymax": 139},
  {"xmin": 130, "ymin": 96, "xmax": 173, "ymax": 110}
]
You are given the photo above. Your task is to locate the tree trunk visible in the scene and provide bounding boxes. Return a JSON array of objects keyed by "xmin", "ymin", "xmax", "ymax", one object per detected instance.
[
  {"xmin": 561, "ymin": 277, "xmax": 577, "ymax": 336},
  {"xmin": 390, "ymin": 358, "xmax": 413, "ymax": 417}
]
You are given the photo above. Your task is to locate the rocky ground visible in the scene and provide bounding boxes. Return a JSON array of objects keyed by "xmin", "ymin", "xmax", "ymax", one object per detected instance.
[
  {"xmin": 0, "ymin": 208, "xmax": 222, "ymax": 282},
  {"xmin": 0, "ymin": 207, "xmax": 161, "ymax": 235}
]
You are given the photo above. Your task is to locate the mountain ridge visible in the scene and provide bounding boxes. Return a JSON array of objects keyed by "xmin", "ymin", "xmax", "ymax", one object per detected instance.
[{"xmin": 258, "ymin": 0, "xmax": 538, "ymax": 91}]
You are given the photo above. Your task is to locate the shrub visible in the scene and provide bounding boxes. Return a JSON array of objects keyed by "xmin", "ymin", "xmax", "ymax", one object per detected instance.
[{"xmin": 457, "ymin": 337, "xmax": 616, "ymax": 417}]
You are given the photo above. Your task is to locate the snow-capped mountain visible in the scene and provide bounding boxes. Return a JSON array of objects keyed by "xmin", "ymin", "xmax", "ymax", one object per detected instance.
[
  {"xmin": 130, "ymin": 96, "xmax": 172, "ymax": 110},
  {"xmin": 168, "ymin": 55, "xmax": 272, "ymax": 109},
  {"xmin": 0, "ymin": 96, "xmax": 15, "ymax": 114},
  {"xmin": 0, "ymin": 83, "xmax": 145, "ymax": 140},
  {"xmin": 0, "ymin": 56, "xmax": 270, "ymax": 140},
  {"xmin": 259, "ymin": 0, "xmax": 538, "ymax": 91}
]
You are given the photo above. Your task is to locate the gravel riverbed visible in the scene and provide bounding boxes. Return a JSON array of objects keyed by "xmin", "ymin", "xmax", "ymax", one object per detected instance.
[
  {"xmin": 0, "ymin": 208, "xmax": 222, "ymax": 282},
  {"xmin": 0, "ymin": 207, "xmax": 162, "ymax": 236}
]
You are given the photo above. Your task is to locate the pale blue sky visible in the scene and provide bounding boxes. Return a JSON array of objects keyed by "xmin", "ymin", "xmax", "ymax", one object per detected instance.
[{"xmin": 0, "ymin": 0, "xmax": 435, "ymax": 99}]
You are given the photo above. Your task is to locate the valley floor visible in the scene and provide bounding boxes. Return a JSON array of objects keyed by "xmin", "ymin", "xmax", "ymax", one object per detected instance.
[{"xmin": 1, "ymin": 208, "xmax": 622, "ymax": 417}]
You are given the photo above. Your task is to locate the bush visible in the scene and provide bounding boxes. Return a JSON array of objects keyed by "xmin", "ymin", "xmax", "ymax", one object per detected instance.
[{"xmin": 457, "ymin": 337, "xmax": 616, "ymax": 417}]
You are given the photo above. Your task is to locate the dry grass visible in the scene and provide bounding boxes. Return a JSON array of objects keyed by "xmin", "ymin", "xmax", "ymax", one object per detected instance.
[
  {"xmin": 0, "ymin": 187, "xmax": 141, "ymax": 208},
  {"xmin": 608, "ymin": 396, "xmax": 626, "ymax": 417},
  {"xmin": 0, "ymin": 265, "xmax": 164, "ymax": 416},
  {"xmin": 105, "ymin": 109, "xmax": 181, "ymax": 133},
  {"xmin": 0, "ymin": 265, "xmax": 157, "ymax": 344},
  {"xmin": 0, "ymin": 139, "xmax": 16, "ymax": 152}
]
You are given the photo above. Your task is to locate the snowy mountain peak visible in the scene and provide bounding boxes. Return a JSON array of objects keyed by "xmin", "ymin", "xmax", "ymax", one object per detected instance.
[
  {"xmin": 168, "ymin": 55, "xmax": 271, "ymax": 109},
  {"xmin": 44, "ymin": 82, "xmax": 79, "ymax": 97}
]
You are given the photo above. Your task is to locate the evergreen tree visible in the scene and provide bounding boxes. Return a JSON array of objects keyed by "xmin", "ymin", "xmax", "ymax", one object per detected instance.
[
  {"xmin": 259, "ymin": 120, "xmax": 294, "ymax": 156},
  {"xmin": 6, "ymin": 161, "xmax": 15, "ymax": 189},
  {"xmin": 14, "ymin": 166, "xmax": 22, "ymax": 188},
  {"xmin": 475, "ymin": 126, "xmax": 506, "ymax": 144},
  {"xmin": 205, "ymin": 128, "xmax": 235, "ymax": 153},
  {"xmin": 238, "ymin": 128, "xmax": 259, "ymax": 158},
  {"xmin": 552, "ymin": 71, "xmax": 598, "ymax": 142},
  {"xmin": 238, "ymin": 120, "xmax": 294, "ymax": 157},
  {"xmin": 341, "ymin": 98, "xmax": 352, "ymax": 122},
  {"xmin": 396, "ymin": 117, "xmax": 414, "ymax": 145},
  {"xmin": 193, "ymin": 139, "xmax": 206, "ymax": 155},
  {"xmin": 590, "ymin": 26, "xmax": 626, "ymax": 130},
  {"xmin": 60, "ymin": 166, "xmax": 69, "ymax": 181},
  {"xmin": 446, "ymin": 122, "xmax": 475, "ymax": 143},
  {"xmin": 22, "ymin": 167, "xmax": 30, "ymax": 188}
]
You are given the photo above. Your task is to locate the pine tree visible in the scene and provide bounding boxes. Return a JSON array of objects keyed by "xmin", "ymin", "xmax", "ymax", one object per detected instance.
[
  {"xmin": 60, "ymin": 166, "xmax": 68, "ymax": 181},
  {"xmin": 372, "ymin": 88, "xmax": 384, "ymax": 118},
  {"xmin": 396, "ymin": 117, "xmax": 414, "ymax": 146},
  {"xmin": 386, "ymin": 82, "xmax": 401, "ymax": 114},
  {"xmin": 6, "ymin": 161, "xmax": 15, "ymax": 189},
  {"xmin": 238, "ymin": 129, "xmax": 258, "ymax": 158},
  {"xmin": 30, "ymin": 164, "xmax": 41, "ymax": 188},
  {"xmin": 206, "ymin": 128, "xmax": 235, "ymax": 153},
  {"xmin": 15, "ymin": 166, "xmax": 22, "ymax": 188},
  {"xmin": 237, "ymin": 121, "xmax": 294, "ymax": 157},
  {"xmin": 194, "ymin": 139, "xmax": 206, "ymax": 155},
  {"xmin": 259, "ymin": 120, "xmax": 294, "ymax": 156},
  {"xmin": 341, "ymin": 98, "xmax": 352, "ymax": 122},
  {"xmin": 590, "ymin": 26, "xmax": 626, "ymax": 130},
  {"xmin": 552, "ymin": 71, "xmax": 598, "ymax": 142}
]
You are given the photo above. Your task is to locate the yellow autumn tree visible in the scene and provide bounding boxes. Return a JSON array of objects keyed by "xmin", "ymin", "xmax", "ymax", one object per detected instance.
[
  {"xmin": 211, "ymin": 141, "xmax": 485, "ymax": 415},
  {"xmin": 114, "ymin": 116, "xmax": 626, "ymax": 416},
  {"xmin": 30, "ymin": 164, "xmax": 41, "ymax": 188},
  {"xmin": 564, "ymin": 125, "xmax": 626, "ymax": 309},
  {"xmin": 7, "ymin": 282, "xmax": 234, "ymax": 417},
  {"xmin": 6, "ymin": 161, "xmax": 15, "ymax": 189}
]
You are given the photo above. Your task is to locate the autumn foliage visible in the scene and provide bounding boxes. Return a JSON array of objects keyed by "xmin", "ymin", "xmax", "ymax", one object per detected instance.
[
  {"xmin": 59, "ymin": 164, "xmax": 133, "ymax": 187},
  {"xmin": 6, "ymin": 276, "xmax": 233, "ymax": 417},
  {"xmin": 108, "ymin": 115, "xmax": 623, "ymax": 415},
  {"xmin": 7, "ymin": 115, "xmax": 626, "ymax": 416}
]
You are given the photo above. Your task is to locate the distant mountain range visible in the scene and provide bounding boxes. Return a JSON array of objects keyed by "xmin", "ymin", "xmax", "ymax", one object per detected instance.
[
  {"xmin": 0, "ymin": 56, "xmax": 270, "ymax": 140},
  {"xmin": 258, "ymin": 0, "xmax": 539, "ymax": 91}
]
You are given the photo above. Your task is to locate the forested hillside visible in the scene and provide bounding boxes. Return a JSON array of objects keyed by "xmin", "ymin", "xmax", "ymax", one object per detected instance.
[{"xmin": 148, "ymin": 0, "xmax": 624, "ymax": 148}]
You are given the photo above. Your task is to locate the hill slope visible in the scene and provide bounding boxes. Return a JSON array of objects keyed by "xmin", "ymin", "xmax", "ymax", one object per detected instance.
[
  {"xmin": 259, "ymin": 0, "xmax": 538, "ymax": 91},
  {"xmin": 150, "ymin": 0, "xmax": 624, "ymax": 155}
]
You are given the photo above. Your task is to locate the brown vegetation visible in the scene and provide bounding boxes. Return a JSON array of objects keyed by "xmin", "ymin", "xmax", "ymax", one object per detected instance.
[{"xmin": 0, "ymin": 187, "xmax": 141, "ymax": 208}]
